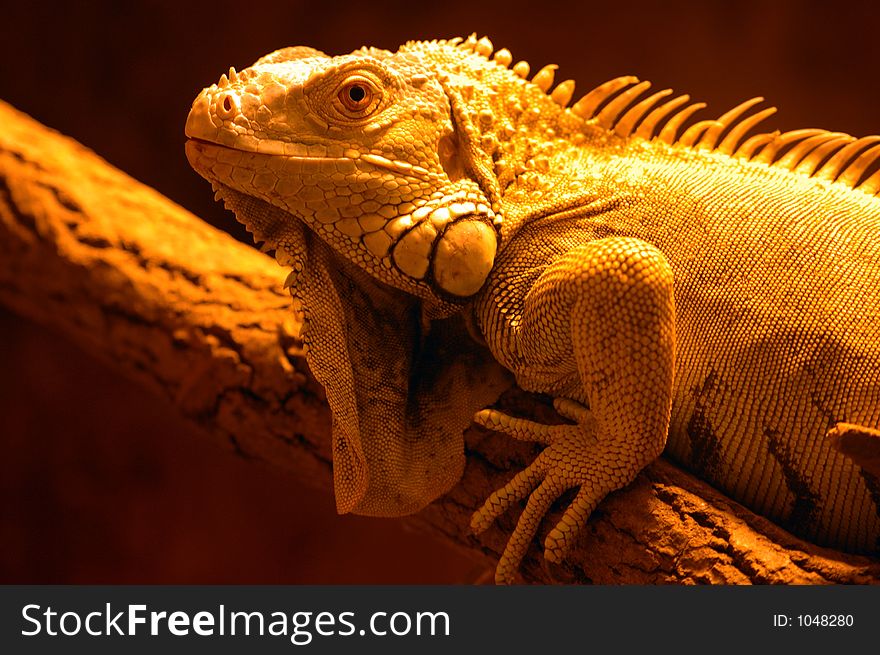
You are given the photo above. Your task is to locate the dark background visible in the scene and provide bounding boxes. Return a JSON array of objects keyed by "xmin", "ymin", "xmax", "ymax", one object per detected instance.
[{"xmin": 1, "ymin": 0, "xmax": 878, "ymax": 583}]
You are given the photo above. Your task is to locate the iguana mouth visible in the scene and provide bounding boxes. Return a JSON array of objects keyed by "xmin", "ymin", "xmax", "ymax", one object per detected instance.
[
  {"xmin": 186, "ymin": 137, "xmax": 433, "ymax": 180},
  {"xmin": 185, "ymin": 136, "xmax": 233, "ymax": 150},
  {"xmin": 186, "ymin": 136, "xmax": 351, "ymax": 160}
]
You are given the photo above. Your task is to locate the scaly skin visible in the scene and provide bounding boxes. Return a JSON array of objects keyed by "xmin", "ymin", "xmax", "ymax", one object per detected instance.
[{"xmin": 185, "ymin": 35, "xmax": 880, "ymax": 583}]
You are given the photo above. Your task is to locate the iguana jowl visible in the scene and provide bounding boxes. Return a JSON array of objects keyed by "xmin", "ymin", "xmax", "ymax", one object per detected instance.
[{"xmin": 185, "ymin": 35, "xmax": 880, "ymax": 583}]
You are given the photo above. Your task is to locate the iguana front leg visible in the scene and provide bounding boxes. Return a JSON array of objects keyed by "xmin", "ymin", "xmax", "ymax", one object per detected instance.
[{"xmin": 472, "ymin": 237, "xmax": 676, "ymax": 583}]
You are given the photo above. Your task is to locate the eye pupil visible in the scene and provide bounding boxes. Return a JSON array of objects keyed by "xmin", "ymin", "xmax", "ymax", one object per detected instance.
[{"xmin": 337, "ymin": 80, "xmax": 378, "ymax": 116}]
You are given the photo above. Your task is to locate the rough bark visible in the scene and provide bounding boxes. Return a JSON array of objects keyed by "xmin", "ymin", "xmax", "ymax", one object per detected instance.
[{"xmin": 0, "ymin": 99, "xmax": 877, "ymax": 584}]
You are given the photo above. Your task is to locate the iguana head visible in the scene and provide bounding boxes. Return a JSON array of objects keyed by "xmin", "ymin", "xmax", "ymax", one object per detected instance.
[{"xmin": 185, "ymin": 39, "xmax": 513, "ymax": 315}]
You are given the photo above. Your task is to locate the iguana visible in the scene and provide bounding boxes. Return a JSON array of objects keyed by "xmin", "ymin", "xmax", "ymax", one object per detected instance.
[{"xmin": 184, "ymin": 35, "xmax": 880, "ymax": 583}]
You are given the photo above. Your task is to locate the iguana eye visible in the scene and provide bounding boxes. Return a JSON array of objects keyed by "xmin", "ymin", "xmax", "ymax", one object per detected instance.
[{"xmin": 336, "ymin": 77, "xmax": 380, "ymax": 116}]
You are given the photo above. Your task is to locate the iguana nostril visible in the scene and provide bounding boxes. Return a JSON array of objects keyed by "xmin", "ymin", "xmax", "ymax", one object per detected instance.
[{"xmin": 217, "ymin": 92, "xmax": 238, "ymax": 118}]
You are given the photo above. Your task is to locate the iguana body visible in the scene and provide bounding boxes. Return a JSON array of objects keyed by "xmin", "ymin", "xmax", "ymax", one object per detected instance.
[{"xmin": 185, "ymin": 35, "xmax": 880, "ymax": 583}]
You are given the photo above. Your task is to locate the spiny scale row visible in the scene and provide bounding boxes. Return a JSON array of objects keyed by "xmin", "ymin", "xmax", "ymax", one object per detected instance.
[
  {"xmin": 571, "ymin": 77, "xmax": 880, "ymax": 196},
  {"xmin": 216, "ymin": 66, "xmax": 240, "ymax": 88},
  {"xmin": 450, "ymin": 34, "xmax": 880, "ymax": 196}
]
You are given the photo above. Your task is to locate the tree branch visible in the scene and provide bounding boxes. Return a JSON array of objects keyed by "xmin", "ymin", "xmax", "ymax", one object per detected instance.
[{"xmin": 1, "ymin": 100, "xmax": 877, "ymax": 584}]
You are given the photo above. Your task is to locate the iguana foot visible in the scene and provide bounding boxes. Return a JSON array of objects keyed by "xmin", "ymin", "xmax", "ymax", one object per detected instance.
[{"xmin": 471, "ymin": 398, "xmax": 608, "ymax": 584}]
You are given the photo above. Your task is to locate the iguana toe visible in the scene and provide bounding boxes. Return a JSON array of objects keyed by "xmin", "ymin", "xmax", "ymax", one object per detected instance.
[{"xmin": 470, "ymin": 462, "xmax": 545, "ymax": 534}]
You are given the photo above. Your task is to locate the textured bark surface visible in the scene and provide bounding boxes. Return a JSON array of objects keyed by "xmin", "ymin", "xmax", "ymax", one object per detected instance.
[{"xmin": 1, "ymin": 100, "xmax": 878, "ymax": 584}]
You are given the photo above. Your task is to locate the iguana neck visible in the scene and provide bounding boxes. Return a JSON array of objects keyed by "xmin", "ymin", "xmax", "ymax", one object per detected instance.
[{"xmin": 405, "ymin": 40, "xmax": 629, "ymax": 243}]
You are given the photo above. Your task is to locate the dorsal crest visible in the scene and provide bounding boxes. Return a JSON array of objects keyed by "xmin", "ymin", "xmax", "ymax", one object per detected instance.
[{"xmin": 452, "ymin": 34, "xmax": 880, "ymax": 197}]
